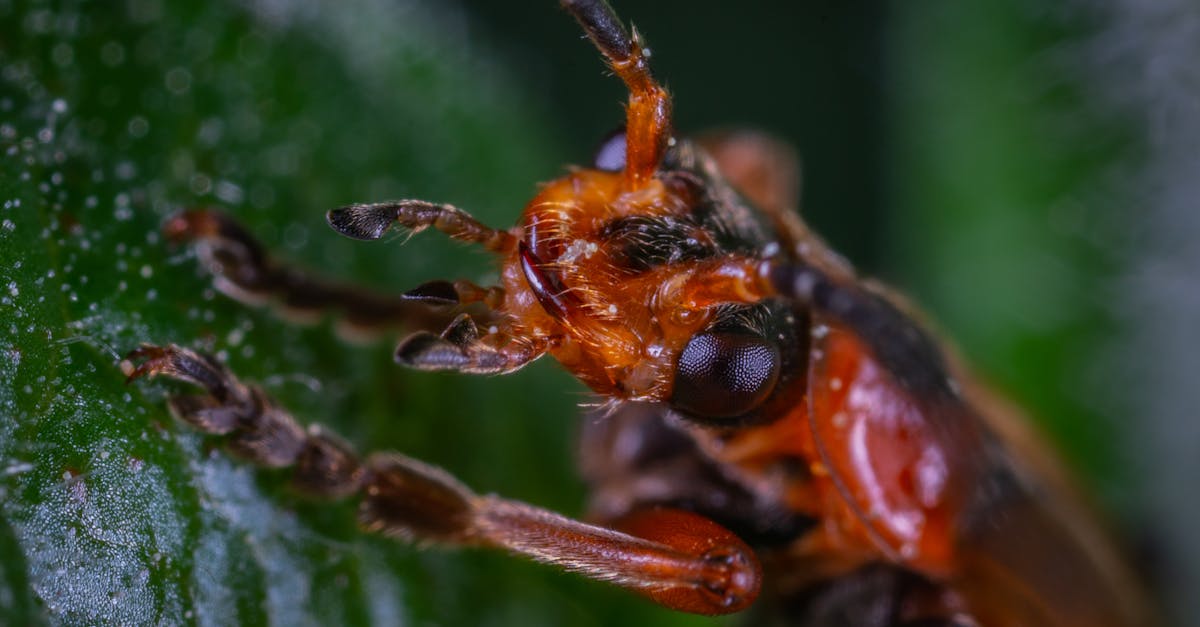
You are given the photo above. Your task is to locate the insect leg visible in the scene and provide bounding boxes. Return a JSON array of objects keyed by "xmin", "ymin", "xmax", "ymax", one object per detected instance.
[
  {"xmin": 164, "ymin": 210, "xmax": 466, "ymax": 339},
  {"xmin": 123, "ymin": 344, "xmax": 349, "ymax": 473},
  {"xmin": 766, "ymin": 559, "xmax": 980, "ymax": 627},
  {"xmin": 471, "ymin": 504, "xmax": 762, "ymax": 615},
  {"xmin": 561, "ymin": 0, "xmax": 671, "ymax": 188},
  {"xmin": 367, "ymin": 480, "xmax": 764, "ymax": 615},
  {"xmin": 394, "ymin": 314, "xmax": 550, "ymax": 375},
  {"xmin": 326, "ymin": 200, "xmax": 516, "ymax": 253},
  {"xmin": 654, "ymin": 256, "xmax": 853, "ymax": 314},
  {"xmin": 400, "ymin": 279, "xmax": 505, "ymax": 310},
  {"xmin": 579, "ymin": 401, "xmax": 814, "ymax": 543},
  {"xmin": 124, "ymin": 344, "xmax": 759, "ymax": 616}
]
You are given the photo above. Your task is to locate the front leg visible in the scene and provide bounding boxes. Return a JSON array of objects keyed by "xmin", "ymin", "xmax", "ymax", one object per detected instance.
[
  {"xmin": 163, "ymin": 209, "xmax": 482, "ymax": 339},
  {"xmin": 123, "ymin": 344, "xmax": 761, "ymax": 615}
]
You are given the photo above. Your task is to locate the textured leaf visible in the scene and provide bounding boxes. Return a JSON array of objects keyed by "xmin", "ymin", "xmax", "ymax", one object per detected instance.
[{"xmin": 0, "ymin": 1, "xmax": 712, "ymax": 624}]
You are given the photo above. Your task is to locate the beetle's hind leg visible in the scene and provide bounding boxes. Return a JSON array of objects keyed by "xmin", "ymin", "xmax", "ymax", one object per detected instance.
[{"xmin": 124, "ymin": 344, "xmax": 762, "ymax": 616}]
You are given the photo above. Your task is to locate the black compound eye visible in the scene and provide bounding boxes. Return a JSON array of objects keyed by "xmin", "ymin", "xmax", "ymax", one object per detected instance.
[
  {"xmin": 592, "ymin": 127, "xmax": 626, "ymax": 172},
  {"xmin": 671, "ymin": 332, "xmax": 781, "ymax": 419}
]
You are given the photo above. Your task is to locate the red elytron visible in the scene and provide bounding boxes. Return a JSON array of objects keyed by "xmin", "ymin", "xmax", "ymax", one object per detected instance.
[{"xmin": 125, "ymin": 1, "xmax": 1153, "ymax": 624}]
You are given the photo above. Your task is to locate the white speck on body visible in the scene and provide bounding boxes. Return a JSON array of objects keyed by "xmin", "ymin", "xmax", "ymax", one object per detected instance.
[{"xmin": 558, "ymin": 238, "xmax": 598, "ymax": 264}]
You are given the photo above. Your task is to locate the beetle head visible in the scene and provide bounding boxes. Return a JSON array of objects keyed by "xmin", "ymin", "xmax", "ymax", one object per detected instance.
[{"xmin": 492, "ymin": 137, "xmax": 802, "ymax": 421}]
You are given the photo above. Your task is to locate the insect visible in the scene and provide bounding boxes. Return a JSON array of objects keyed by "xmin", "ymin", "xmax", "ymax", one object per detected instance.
[{"xmin": 123, "ymin": 0, "xmax": 1152, "ymax": 624}]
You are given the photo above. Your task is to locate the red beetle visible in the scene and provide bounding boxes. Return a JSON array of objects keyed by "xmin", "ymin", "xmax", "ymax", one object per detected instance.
[{"xmin": 126, "ymin": 1, "xmax": 1153, "ymax": 624}]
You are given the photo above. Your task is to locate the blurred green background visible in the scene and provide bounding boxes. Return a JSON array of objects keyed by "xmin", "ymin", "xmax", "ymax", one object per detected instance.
[{"xmin": 1, "ymin": 0, "xmax": 1195, "ymax": 625}]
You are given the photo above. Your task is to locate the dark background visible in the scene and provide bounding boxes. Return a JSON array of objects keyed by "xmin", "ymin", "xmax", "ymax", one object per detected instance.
[{"xmin": 466, "ymin": 0, "xmax": 888, "ymax": 267}]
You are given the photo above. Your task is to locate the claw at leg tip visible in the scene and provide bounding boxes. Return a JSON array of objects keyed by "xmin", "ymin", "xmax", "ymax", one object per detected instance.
[{"xmin": 327, "ymin": 205, "xmax": 392, "ymax": 241}]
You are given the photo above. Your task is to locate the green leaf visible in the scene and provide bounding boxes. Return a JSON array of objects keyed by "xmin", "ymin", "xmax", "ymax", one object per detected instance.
[{"xmin": 0, "ymin": 1, "xmax": 715, "ymax": 625}]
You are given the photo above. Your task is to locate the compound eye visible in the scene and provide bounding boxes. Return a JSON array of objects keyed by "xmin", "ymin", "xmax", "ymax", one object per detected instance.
[
  {"xmin": 592, "ymin": 127, "xmax": 626, "ymax": 172},
  {"xmin": 671, "ymin": 332, "xmax": 781, "ymax": 419}
]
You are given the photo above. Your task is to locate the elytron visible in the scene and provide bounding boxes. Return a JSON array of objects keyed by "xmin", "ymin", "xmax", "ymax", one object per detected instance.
[{"xmin": 125, "ymin": 1, "xmax": 1153, "ymax": 624}]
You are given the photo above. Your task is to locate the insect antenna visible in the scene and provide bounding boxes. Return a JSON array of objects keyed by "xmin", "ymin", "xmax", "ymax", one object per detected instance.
[{"xmin": 560, "ymin": 0, "xmax": 672, "ymax": 188}]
